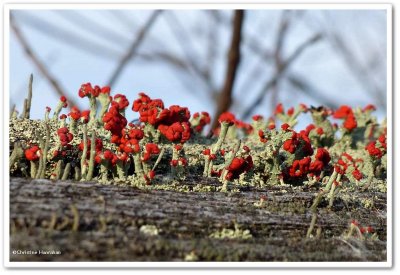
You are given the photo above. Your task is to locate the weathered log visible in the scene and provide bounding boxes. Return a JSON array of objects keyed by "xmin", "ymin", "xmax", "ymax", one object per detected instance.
[{"xmin": 9, "ymin": 177, "xmax": 387, "ymax": 262}]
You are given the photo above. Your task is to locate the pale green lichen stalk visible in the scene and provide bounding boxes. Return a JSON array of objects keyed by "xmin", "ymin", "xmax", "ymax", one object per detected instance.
[{"xmin": 9, "ymin": 77, "xmax": 387, "ymax": 204}]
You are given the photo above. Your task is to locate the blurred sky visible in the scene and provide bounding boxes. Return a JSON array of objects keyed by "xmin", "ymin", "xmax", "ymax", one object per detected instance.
[{"xmin": 9, "ymin": 9, "xmax": 388, "ymax": 127}]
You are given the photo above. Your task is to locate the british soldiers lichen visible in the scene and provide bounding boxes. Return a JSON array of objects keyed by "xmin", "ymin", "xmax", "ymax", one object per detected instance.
[{"xmin": 9, "ymin": 80, "xmax": 387, "ymax": 196}]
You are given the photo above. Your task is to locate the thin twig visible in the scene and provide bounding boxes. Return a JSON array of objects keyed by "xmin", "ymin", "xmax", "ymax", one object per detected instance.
[
  {"xmin": 211, "ymin": 10, "xmax": 245, "ymax": 129},
  {"xmin": 15, "ymin": 12, "xmax": 121, "ymax": 60},
  {"xmin": 270, "ymin": 11, "xmax": 293, "ymax": 112},
  {"xmin": 107, "ymin": 11, "xmax": 162, "ymax": 86},
  {"xmin": 274, "ymin": 11, "xmax": 291, "ymax": 71},
  {"xmin": 55, "ymin": 10, "xmax": 131, "ymax": 47},
  {"xmin": 204, "ymin": 11, "xmax": 220, "ymax": 90},
  {"xmin": 133, "ymin": 50, "xmax": 213, "ymax": 107},
  {"xmin": 328, "ymin": 31, "xmax": 385, "ymax": 109},
  {"xmin": 10, "ymin": 15, "xmax": 78, "ymax": 108},
  {"xmin": 107, "ymin": 10, "xmax": 137, "ymax": 33},
  {"xmin": 287, "ymin": 73, "xmax": 338, "ymax": 109},
  {"xmin": 241, "ymin": 33, "xmax": 322, "ymax": 120},
  {"xmin": 163, "ymin": 11, "xmax": 216, "ymax": 99},
  {"xmin": 206, "ymin": 10, "xmax": 274, "ymax": 61}
]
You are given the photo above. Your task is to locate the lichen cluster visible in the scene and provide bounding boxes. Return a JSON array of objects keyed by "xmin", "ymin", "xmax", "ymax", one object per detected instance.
[{"xmin": 10, "ymin": 82, "xmax": 387, "ymax": 196}]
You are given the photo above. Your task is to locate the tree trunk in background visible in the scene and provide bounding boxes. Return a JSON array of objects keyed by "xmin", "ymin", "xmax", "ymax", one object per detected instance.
[{"xmin": 211, "ymin": 10, "xmax": 245, "ymax": 130}]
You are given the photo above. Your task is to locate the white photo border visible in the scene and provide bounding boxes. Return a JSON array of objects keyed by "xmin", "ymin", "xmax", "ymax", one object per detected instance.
[{"xmin": 2, "ymin": 1, "xmax": 393, "ymax": 269}]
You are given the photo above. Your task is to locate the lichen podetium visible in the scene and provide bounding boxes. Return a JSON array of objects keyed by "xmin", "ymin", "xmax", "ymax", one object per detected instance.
[
  {"xmin": 9, "ymin": 76, "xmax": 389, "ymax": 250},
  {"xmin": 10, "ymin": 80, "xmax": 387, "ymax": 194}
]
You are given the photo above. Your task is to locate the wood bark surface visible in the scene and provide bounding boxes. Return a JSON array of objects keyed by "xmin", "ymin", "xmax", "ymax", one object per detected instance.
[{"xmin": 9, "ymin": 177, "xmax": 387, "ymax": 262}]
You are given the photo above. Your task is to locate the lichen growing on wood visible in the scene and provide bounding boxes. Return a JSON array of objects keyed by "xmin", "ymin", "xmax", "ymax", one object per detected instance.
[
  {"xmin": 9, "ymin": 78, "xmax": 388, "ymax": 260},
  {"xmin": 9, "ymin": 80, "xmax": 387, "ymax": 191}
]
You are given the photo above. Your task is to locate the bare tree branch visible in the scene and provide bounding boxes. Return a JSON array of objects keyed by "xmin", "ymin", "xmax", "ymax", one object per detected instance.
[
  {"xmin": 164, "ymin": 11, "xmax": 216, "ymax": 97},
  {"xmin": 107, "ymin": 10, "xmax": 162, "ymax": 87},
  {"xmin": 287, "ymin": 74, "xmax": 339, "ymax": 109},
  {"xmin": 55, "ymin": 10, "xmax": 131, "ymax": 47},
  {"xmin": 241, "ymin": 33, "xmax": 322, "ymax": 120},
  {"xmin": 14, "ymin": 12, "xmax": 122, "ymax": 60},
  {"xmin": 135, "ymin": 51, "xmax": 190, "ymax": 71},
  {"xmin": 211, "ymin": 10, "xmax": 245, "ymax": 129},
  {"xmin": 327, "ymin": 31, "xmax": 386, "ymax": 109},
  {"xmin": 107, "ymin": 10, "xmax": 137, "ymax": 33},
  {"xmin": 274, "ymin": 11, "xmax": 291, "ymax": 70},
  {"xmin": 207, "ymin": 10, "xmax": 274, "ymax": 61},
  {"xmin": 270, "ymin": 11, "xmax": 293, "ymax": 113},
  {"xmin": 204, "ymin": 10, "xmax": 220, "ymax": 90},
  {"xmin": 10, "ymin": 15, "xmax": 78, "ymax": 109},
  {"xmin": 132, "ymin": 50, "xmax": 217, "ymax": 107}
]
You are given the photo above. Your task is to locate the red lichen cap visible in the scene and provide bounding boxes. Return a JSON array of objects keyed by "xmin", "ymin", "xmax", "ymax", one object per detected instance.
[
  {"xmin": 167, "ymin": 105, "xmax": 191, "ymax": 124},
  {"xmin": 60, "ymin": 96, "xmax": 68, "ymax": 108},
  {"xmin": 268, "ymin": 123, "xmax": 276, "ymax": 130},
  {"xmin": 81, "ymin": 110, "xmax": 90, "ymax": 124},
  {"xmin": 218, "ymin": 112, "xmax": 236, "ymax": 125},
  {"xmin": 365, "ymin": 141, "xmax": 383, "ymax": 158},
  {"xmin": 113, "ymin": 94, "xmax": 130, "ymax": 110},
  {"xmin": 149, "ymin": 170, "xmax": 156, "ymax": 179},
  {"xmin": 158, "ymin": 122, "xmax": 191, "ymax": 143},
  {"xmin": 352, "ymin": 169, "xmax": 363, "ymax": 181},
  {"xmin": 78, "ymin": 83, "xmax": 94, "ymax": 98},
  {"xmin": 101, "ymin": 86, "xmax": 111, "ymax": 95},
  {"xmin": 57, "ymin": 127, "xmax": 73, "ymax": 146},
  {"xmin": 274, "ymin": 103, "xmax": 284, "ymax": 115},
  {"xmin": 258, "ymin": 130, "xmax": 267, "ymax": 143},
  {"xmin": 378, "ymin": 133, "xmax": 387, "ymax": 150},
  {"xmin": 138, "ymin": 99, "xmax": 169, "ymax": 126},
  {"xmin": 343, "ymin": 113, "xmax": 357, "ymax": 131},
  {"xmin": 362, "ymin": 104, "xmax": 376, "ymax": 112},
  {"xmin": 103, "ymin": 105, "xmax": 128, "ymax": 139},
  {"xmin": 174, "ymin": 144, "xmax": 183, "ymax": 151},
  {"xmin": 333, "ymin": 105, "xmax": 353, "ymax": 119},
  {"xmin": 132, "ymin": 92, "xmax": 153, "ymax": 112},
  {"xmin": 287, "ymin": 107, "xmax": 294, "ymax": 116},
  {"xmin": 281, "ymin": 123, "xmax": 290, "ymax": 131},
  {"xmin": 142, "ymin": 143, "xmax": 160, "ymax": 162},
  {"xmin": 179, "ymin": 157, "xmax": 188, "ymax": 166},
  {"xmin": 192, "ymin": 112, "xmax": 211, "ymax": 133},
  {"xmin": 252, "ymin": 115, "xmax": 263, "ymax": 121},
  {"xmin": 226, "ymin": 155, "xmax": 253, "ymax": 180},
  {"xmin": 128, "ymin": 128, "xmax": 144, "ymax": 140},
  {"xmin": 25, "ymin": 146, "xmax": 41, "ymax": 161},
  {"xmin": 69, "ymin": 106, "xmax": 81, "ymax": 121},
  {"xmin": 315, "ymin": 148, "xmax": 331, "ymax": 165},
  {"xmin": 283, "ymin": 138, "xmax": 297, "ymax": 154},
  {"xmin": 299, "ymin": 103, "xmax": 308, "ymax": 112}
]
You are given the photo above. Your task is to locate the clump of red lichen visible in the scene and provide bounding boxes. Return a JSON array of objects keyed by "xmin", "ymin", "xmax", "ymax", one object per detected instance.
[{"xmin": 9, "ymin": 81, "xmax": 387, "ymax": 193}]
